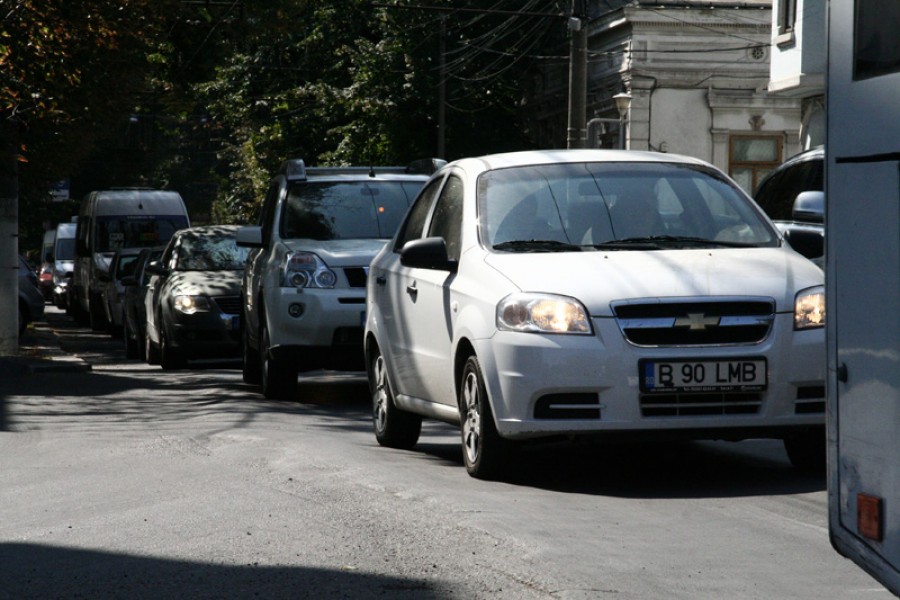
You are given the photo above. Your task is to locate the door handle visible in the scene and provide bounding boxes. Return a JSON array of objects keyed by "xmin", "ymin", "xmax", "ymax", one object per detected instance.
[
  {"xmin": 406, "ymin": 282, "xmax": 418, "ymax": 297},
  {"xmin": 376, "ymin": 275, "xmax": 386, "ymax": 286}
]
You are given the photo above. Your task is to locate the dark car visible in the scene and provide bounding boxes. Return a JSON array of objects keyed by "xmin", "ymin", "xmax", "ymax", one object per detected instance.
[
  {"xmin": 121, "ymin": 246, "xmax": 165, "ymax": 359},
  {"xmin": 99, "ymin": 248, "xmax": 143, "ymax": 337},
  {"xmin": 144, "ymin": 225, "xmax": 248, "ymax": 369},
  {"xmin": 18, "ymin": 255, "xmax": 45, "ymax": 337},
  {"xmin": 753, "ymin": 146, "xmax": 824, "ymax": 267}
]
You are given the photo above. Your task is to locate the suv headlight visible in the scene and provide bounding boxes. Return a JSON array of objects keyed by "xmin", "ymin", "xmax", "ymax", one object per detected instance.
[
  {"xmin": 283, "ymin": 252, "xmax": 337, "ymax": 289},
  {"xmin": 174, "ymin": 294, "xmax": 211, "ymax": 314},
  {"xmin": 497, "ymin": 293, "xmax": 593, "ymax": 334},
  {"xmin": 794, "ymin": 286, "xmax": 825, "ymax": 330}
]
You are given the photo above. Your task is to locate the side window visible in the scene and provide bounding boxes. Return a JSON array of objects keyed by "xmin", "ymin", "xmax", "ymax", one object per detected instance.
[
  {"xmin": 394, "ymin": 176, "xmax": 443, "ymax": 251},
  {"xmin": 428, "ymin": 175, "xmax": 464, "ymax": 261}
]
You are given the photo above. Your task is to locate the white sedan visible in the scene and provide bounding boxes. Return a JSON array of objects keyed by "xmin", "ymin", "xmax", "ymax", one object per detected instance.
[{"xmin": 365, "ymin": 149, "xmax": 825, "ymax": 479}]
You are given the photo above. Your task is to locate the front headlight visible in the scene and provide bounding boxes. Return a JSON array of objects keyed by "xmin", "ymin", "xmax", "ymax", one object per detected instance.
[
  {"xmin": 173, "ymin": 294, "xmax": 211, "ymax": 314},
  {"xmin": 794, "ymin": 286, "xmax": 825, "ymax": 330},
  {"xmin": 497, "ymin": 293, "xmax": 592, "ymax": 334},
  {"xmin": 283, "ymin": 251, "xmax": 336, "ymax": 289}
]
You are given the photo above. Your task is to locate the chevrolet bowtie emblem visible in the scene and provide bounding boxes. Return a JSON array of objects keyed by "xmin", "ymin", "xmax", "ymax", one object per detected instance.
[{"xmin": 674, "ymin": 313, "xmax": 720, "ymax": 330}]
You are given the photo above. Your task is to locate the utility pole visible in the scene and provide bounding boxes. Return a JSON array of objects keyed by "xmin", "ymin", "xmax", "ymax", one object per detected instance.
[
  {"xmin": 438, "ymin": 16, "xmax": 446, "ymax": 159},
  {"xmin": 566, "ymin": 0, "xmax": 587, "ymax": 149},
  {"xmin": 0, "ymin": 120, "xmax": 19, "ymax": 358}
]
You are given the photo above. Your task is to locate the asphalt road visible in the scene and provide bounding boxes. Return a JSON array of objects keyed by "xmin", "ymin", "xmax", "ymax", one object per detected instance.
[{"xmin": 0, "ymin": 308, "xmax": 892, "ymax": 599}]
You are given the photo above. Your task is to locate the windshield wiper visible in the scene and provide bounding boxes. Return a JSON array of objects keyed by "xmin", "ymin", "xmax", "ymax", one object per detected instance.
[
  {"xmin": 591, "ymin": 235, "xmax": 758, "ymax": 250},
  {"xmin": 492, "ymin": 240, "xmax": 583, "ymax": 252}
]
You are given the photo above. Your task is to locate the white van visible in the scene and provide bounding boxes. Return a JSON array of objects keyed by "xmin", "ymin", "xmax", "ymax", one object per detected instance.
[
  {"xmin": 51, "ymin": 221, "xmax": 77, "ymax": 309},
  {"xmin": 73, "ymin": 189, "xmax": 189, "ymax": 330}
]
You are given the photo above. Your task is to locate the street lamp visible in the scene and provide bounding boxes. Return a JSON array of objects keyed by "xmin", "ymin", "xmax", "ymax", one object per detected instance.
[{"xmin": 613, "ymin": 92, "xmax": 631, "ymax": 150}]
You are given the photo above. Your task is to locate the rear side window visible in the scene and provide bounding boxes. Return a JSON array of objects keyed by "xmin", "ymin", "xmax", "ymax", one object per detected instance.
[
  {"xmin": 395, "ymin": 176, "xmax": 443, "ymax": 250},
  {"xmin": 754, "ymin": 157, "xmax": 823, "ymax": 220}
]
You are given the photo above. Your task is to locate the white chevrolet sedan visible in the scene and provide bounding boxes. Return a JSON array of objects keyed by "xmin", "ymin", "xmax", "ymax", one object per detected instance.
[{"xmin": 364, "ymin": 150, "xmax": 825, "ymax": 479}]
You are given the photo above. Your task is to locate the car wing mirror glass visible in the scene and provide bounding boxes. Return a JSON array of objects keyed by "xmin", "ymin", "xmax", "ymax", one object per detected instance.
[{"xmin": 400, "ymin": 237, "xmax": 458, "ymax": 272}]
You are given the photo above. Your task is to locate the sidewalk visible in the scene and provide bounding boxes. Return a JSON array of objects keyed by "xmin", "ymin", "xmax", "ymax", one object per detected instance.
[{"xmin": 0, "ymin": 308, "xmax": 92, "ymax": 377}]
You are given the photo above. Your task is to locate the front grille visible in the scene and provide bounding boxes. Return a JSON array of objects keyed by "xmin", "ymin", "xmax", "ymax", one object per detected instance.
[
  {"xmin": 534, "ymin": 393, "xmax": 601, "ymax": 419},
  {"xmin": 795, "ymin": 385, "xmax": 825, "ymax": 414},
  {"xmin": 344, "ymin": 267, "xmax": 368, "ymax": 288},
  {"xmin": 613, "ymin": 298, "xmax": 775, "ymax": 346},
  {"xmin": 212, "ymin": 295, "xmax": 242, "ymax": 315},
  {"xmin": 641, "ymin": 392, "xmax": 762, "ymax": 417}
]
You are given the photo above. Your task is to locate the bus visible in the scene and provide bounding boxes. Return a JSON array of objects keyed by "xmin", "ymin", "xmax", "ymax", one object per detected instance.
[{"xmin": 826, "ymin": 0, "xmax": 900, "ymax": 595}]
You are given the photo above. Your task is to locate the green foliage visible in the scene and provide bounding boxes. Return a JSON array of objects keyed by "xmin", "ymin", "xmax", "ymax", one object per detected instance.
[{"xmin": 6, "ymin": 0, "xmax": 565, "ymax": 244}]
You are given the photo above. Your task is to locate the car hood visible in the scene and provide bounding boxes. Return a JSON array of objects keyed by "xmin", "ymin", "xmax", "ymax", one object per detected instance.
[
  {"xmin": 282, "ymin": 238, "xmax": 389, "ymax": 266},
  {"xmin": 483, "ymin": 247, "xmax": 823, "ymax": 316},
  {"xmin": 166, "ymin": 270, "xmax": 243, "ymax": 296}
]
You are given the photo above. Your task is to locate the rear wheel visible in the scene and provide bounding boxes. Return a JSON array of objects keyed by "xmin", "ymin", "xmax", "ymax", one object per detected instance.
[
  {"xmin": 370, "ymin": 347, "xmax": 421, "ymax": 449},
  {"xmin": 260, "ymin": 323, "xmax": 297, "ymax": 400},
  {"xmin": 242, "ymin": 317, "xmax": 261, "ymax": 384},
  {"xmin": 459, "ymin": 355, "xmax": 510, "ymax": 480},
  {"xmin": 123, "ymin": 313, "xmax": 139, "ymax": 359}
]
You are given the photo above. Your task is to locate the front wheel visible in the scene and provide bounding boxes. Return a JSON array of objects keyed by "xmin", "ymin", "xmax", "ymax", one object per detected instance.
[
  {"xmin": 784, "ymin": 429, "xmax": 826, "ymax": 472},
  {"xmin": 242, "ymin": 318, "xmax": 261, "ymax": 385},
  {"xmin": 123, "ymin": 313, "xmax": 139, "ymax": 359},
  {"xmin": 370, "ymin": 347, "xmax": 421, "ymax": 449},
  {"xmin": 159, "ymin": 320, "xmax": 185, "ymax": 370},
  {"xmin": 260, "ymin": 323, "xmax": 297, "ymax": 400},
  {"xmin": 459, "ymin": 355, "xmax": 509, "ymax": 479}
]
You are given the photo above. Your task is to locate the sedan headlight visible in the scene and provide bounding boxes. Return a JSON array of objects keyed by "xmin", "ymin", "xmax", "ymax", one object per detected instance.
[
  {"xmin": 497, "ymin": 293, "xmax": 592, "ymax": 334},
  {"xmin": 794, "ymin": 286, "xmax": 825, "ymax": 330},
  {"xmin": 173, "ymin": 294, "xmax": 211, "ymax": 314},
  {"xmin": 283, "ymin": 251, "xmax": 336, "ymax": 289}
]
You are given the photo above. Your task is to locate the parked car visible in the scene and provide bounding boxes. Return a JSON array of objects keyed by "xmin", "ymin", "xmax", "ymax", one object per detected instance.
[
  {"xmin": 18, "ymin": 255, "xmax": 45, "ymax": 337},
  {"xmin": 37, "ymin": 229, "xmax": 55, "ymax": 299},
  {"xmin": 236, "ymin": 158, "xmax": 441, "ymax": 399},
  {"xmin": 753, "ymin": 146, "xmax": 824, "ymax": 268},
  {"xmin": 121, "ymin": 246, "xmax": 165, "ymax": 359},
  {"xmin": 98, "ymin": 248, "xmax": 142, "ymax": 336},
  {"xmin": 144, "ymin": 225, "xmax": 248, "ymax": 369},
  {"xmin": 365, "ymin": 149, "xmax": 827, "ymax": 479},
  {"xmin": 51, "ymin": 222, "xmax": 77, "ymax": 310}
]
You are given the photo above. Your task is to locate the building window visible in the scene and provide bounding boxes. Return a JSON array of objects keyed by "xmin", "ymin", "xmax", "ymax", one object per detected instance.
[
  {"xmin": 777, "ymin": 0, "xmax": 797, "ymax": 35},
  {"xmin": 729, "ymin": 136, "xmax": 783, "ymax": 194},
  {"xmin": 855, "ymin": 0, "xmax": 900, "ymax": 79}
]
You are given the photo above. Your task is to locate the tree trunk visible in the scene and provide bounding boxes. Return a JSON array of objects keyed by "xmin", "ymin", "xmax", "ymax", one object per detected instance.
[{"xmin": 0, "ymin": 119, "xmax": 20, "ymax": 356}]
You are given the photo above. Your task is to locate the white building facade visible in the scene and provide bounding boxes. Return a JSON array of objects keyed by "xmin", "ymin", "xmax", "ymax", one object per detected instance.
[{"xmin": 532, "ymin": 0, "xmax": 804, "ymax": 193}]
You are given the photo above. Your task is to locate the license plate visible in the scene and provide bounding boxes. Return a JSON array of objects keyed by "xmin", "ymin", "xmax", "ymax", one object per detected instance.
[{"xmin": 639, "ymin": 358, "xmax": 767, "ymax": 393}]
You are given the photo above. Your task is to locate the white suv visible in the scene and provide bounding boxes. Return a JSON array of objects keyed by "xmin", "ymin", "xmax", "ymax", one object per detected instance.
[{"xmin": 236, "ymin": 159, "xmax": 437, "ymax": 399}]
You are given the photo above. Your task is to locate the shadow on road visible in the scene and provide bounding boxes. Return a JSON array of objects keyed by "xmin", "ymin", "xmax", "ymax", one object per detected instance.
[{"xmin": 0, "ymin": 542, "xmax": 445, "ymax": 599}]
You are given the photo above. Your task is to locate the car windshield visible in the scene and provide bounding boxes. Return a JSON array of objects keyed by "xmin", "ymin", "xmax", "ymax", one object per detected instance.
[
  {"xmin": 478, "ymin": 162, "xmax": 777, "ymax": 251},
  {"xmin": 55, "ymin": 238, "xmax": 75, "ymax": 260},
  {"xmin": 95, "ymin": 215, "xmax": 190, "ymax": 252},
  {"xmin": 281, "ymin": 180, "xmax": 422, "ymax": 240},
  {"xmin": 173, "ymin": 229, "xmax": 248, "ymax": 271}
]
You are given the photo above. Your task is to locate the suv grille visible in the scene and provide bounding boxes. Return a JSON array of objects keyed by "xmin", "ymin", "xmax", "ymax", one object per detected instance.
[
  {"xmin": 641, "ymin": 392, "xmax": 762, "ymax": 417},
  {"xmin": 344, "ymin": 267, "xmax": 368, "ymax": 288},
  {"xmin": 612, "ymin": 298, "xmax": 775, "ymax": 346},
  {"xmin": 212, "ymin": 296, "xmax": 242, "ymax": 315}
]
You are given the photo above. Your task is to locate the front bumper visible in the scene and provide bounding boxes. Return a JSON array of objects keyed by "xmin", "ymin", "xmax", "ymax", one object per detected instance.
[{"xmin": 474, "ymin": 314, "xmax": 825, "ymax": 440}]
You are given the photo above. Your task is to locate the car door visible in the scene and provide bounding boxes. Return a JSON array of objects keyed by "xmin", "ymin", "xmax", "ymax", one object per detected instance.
[{"xmin": 390, "ymin": 173, "xmax": 464, "ymax": 405}]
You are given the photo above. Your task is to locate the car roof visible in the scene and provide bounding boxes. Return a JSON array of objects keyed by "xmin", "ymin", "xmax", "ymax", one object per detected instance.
[{"xmin": 444, "ymin": 149, "xmax": 712, "ymax": 173}]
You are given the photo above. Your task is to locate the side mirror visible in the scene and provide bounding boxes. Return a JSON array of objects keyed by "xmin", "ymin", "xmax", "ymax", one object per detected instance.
[
  {"xmin": 784, "ymin": 228, "xmax": 824, "ymax": 260},
  {"xmin": 144, "ymin": 260, "xmax": 168, "ymax": 276},
  {"xmin": 792, "ymin": 191, "xmax": 824, "ymax": 223},
  {"xmin": 236, "ymin": 226, "xmax": 264, "ymax": 248},
  {"xmin": 400, "ymin": 237, "xmax": 458, "ymax": 272}
]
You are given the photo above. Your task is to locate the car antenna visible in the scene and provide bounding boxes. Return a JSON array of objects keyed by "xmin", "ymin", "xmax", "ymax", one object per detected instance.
[{"xmin": 368, "ymin": 165, "xmax": 376, "ymax": 178}]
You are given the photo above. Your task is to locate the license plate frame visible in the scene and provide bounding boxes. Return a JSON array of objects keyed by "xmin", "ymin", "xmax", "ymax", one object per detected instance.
[{"xmin": 639, "ymin": 357, "xmax": 767, "ymax": 394}]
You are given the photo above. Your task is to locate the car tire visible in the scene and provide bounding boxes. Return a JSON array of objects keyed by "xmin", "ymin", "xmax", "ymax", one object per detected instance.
[
  {"xmin": 784, "ymin": 429, "xmax": 826, "ymax": 472},
  {"xmin": 242, "ymin": 319, "xmax": 261, "ymax": 385},
  {"xmin": 145, "ymin": 327, "xmax": 161, "ymax": 365},
  {"xmin": 260, "ymin": 323, "xmax": 297, "ymax": 400},
  {"xmin": 159, "ymin": 320, "xmax": 185, "ymax": 370},
  {"xmin": 89, "ymin": 294, "xmax": 107, "ymax": 332},
  {"xmin": 370, "ymin": 347, "xmax": 421, "ymax": 449},
  {"xmin": 459, "ymin": 355, "xmax": 510, "ymax": 480},
  {"xmin": 123, "ymin": 314, "xmax": 139, "ymax": 359}
]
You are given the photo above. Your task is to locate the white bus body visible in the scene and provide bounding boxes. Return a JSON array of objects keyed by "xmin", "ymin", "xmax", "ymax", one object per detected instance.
[{"xmin": 826, "ymin": 1, "xmax": 900, "ymax": 595}]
